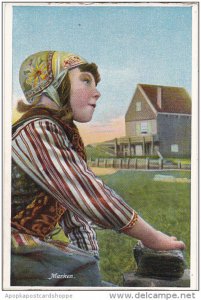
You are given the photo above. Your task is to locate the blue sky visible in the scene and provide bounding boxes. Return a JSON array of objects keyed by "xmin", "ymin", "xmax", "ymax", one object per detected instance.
[{"xmin": 12, "ymin": 4, "xmax": 192, "ymax": 143}]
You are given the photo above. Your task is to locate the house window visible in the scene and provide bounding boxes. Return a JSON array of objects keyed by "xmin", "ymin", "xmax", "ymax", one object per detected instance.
[
  {"xmin": 171, "ymin": 144, "xmax": 179, "ymax": 153},
  {"xmin": 141, "ymin": 122, "xmax": 148, "ymax": 134},
  {"xmin": 136, "ymin": 102, "xmax": 141, "ymax": 111}
]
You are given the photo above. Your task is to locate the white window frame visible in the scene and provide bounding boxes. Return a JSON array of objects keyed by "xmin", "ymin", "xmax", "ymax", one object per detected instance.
[
  {"xmin": 171, "ymin": 144, "xmax": 179, "ymax": 153},
  {"xmin": 141, "ymin": 121, "xmax": 148, "ymax": 134}
]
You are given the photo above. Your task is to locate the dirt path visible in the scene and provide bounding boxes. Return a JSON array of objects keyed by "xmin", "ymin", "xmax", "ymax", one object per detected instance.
[{"xmin": 91, "ymin": 167, "xmax": 118, "ymax": 176}]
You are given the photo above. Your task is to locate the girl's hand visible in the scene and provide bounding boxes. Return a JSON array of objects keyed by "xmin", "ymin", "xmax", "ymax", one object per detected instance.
[
  {"xmin": 141, "ymin": 230, "xmax": 186, "ymax": 251},
  {"xmin": 123, "ymin": 215, "xmax": 186, "ymax": 251}
]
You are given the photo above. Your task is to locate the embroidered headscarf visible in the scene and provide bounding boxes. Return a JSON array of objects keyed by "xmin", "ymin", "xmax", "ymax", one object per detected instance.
[
  {"xmin": 19, "ymin": 51, "xmax": 88, "ymax": 107},
  {"xmin": 18, "ymin": 50, "xmax": 91, "ymax": 161}
]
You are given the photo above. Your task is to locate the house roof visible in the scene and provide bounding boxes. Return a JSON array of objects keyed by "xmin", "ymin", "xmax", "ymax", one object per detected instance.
[{"xmin": 139, "ymin": 84, "xmax": 191, "ymax": 114}]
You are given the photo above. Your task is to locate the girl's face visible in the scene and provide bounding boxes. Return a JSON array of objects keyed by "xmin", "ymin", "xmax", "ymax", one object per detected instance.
[{"xmin": 69, "ymin": 68, "xmax": 101, "ymax": 123}]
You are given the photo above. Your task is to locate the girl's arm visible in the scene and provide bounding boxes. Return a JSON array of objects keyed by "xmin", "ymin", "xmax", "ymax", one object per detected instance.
[
  {"xmin": 12, "ymin": 118, "xmax": 185, "ymax": 251},
  {"xmin": 123, "ymin": 215, "xmax": 185, "ymax": 250}
]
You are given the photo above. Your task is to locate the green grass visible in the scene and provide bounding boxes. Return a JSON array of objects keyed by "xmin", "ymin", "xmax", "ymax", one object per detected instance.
[
  {"xmin": 97, "ymin": 170, "xmax": 191, "ymax": 286},
  {"xmin": 167, "ymin": 158, "xmax": 191, "ymax": 165},
  {"xmin": 85, "ymin": 144, "xmax": 114, "ymax": 159},
  {"xmin": 54, "ymin": 170, "xmax": 191, "ymax": 286}
]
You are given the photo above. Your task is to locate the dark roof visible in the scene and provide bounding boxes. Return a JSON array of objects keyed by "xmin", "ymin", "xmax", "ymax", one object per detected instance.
[{"xmin": 139, "ymin": 84, "xmax": 191, "ymax": 114}]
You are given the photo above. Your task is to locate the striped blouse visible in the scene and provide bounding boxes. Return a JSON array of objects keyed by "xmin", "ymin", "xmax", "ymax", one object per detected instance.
[{"xmin": 12, "ymin": 117, "xmax": 136, "ymax": 254}]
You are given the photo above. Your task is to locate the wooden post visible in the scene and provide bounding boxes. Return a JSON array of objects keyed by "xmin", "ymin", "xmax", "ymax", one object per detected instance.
[
  {"xmin": 178, "ymin": 161, "xmax": 181, "ymax": 169},
  {"xmin": 127, "ymin": 158, "xmax": 130, "ymax": 169},
  {"xmin": 96, "ymin": 158, "xmax": 99, "ymax": 167},
  {"xmin": 122, "ymin": 144, "xmax": 126, "ymax": 157},
  {"xmin": 128, "ymin": 138, "xmax": 131, "ymax": 157},
  {"xmin": 142, "ymin": 137, "xmax": 145, "ymax": 155},
  {"xmin": 159, "ymin": 158, "xmax": 163, "ymax": 170},
  {"xmin": 151, "ymin": 137, "xmax": 154, "ymax": 155},
  {"xmin": 146, "ymin": 158, "xmax": 149, "ymax": 170},
  {"xmin": 114, "ymin": 138, "xmax": 118, "ymax": 156},
  {"xmin": 120, "ymin": 159, "xmax": 123, "ymax": 169}
]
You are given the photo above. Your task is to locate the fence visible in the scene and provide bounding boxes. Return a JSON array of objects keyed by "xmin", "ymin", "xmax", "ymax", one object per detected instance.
[{"xmin": 87, "ymin": 158, "xmax": 191, "ymax": 170}]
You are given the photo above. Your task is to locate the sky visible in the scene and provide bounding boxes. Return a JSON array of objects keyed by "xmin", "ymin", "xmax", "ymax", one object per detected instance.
[{"xmin": 12, "ymin": 4, "xmax": 192, "ymax": 145}]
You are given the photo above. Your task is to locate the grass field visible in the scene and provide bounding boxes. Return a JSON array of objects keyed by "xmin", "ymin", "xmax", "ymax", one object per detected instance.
[
  {"xmin": 96, "ymin": 170, "xmax": 191, "ymax": 286},
  {"xmin": 54, "ymin": 169, "xmax": 191, "ymax": 286},
  {"xmin": 86, "ymin": 144, "xmax": 114, "ymax": 159}
]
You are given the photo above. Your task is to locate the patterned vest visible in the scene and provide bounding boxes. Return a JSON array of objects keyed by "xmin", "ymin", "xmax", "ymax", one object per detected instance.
[
  {"xmin": 11, "ymin": 161, "xmax": 66, "ymax": 239},
  {"xmin": 11, "ymin": 107, "xmax": 86, "ymax": 240}
]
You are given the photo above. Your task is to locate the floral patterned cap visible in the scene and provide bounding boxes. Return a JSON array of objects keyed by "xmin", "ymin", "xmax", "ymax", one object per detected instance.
[{"xmin": 19, "ymin": 51, "xmax": 88, "ymax": 105}]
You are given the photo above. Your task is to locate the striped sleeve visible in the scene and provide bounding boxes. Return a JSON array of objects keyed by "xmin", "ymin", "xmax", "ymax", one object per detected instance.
[
  {"xmin": 59, "ymin": 209, "xmax": 99, "ymax": 256},
  {"xmin": 12, "ymin": 118, "xmax": 136, "ymax": 231}
]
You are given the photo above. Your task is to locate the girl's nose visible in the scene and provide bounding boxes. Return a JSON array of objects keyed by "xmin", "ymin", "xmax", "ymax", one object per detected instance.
[{"xmin": 93, "ymin": 88, "xmax": 101, "ymax": 100}]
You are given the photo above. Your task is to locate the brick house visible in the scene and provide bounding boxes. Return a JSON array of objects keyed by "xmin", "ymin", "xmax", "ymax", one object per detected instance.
[{"xmin": 114, "ymin": 84, "xmax": 191, "ymax": 157}]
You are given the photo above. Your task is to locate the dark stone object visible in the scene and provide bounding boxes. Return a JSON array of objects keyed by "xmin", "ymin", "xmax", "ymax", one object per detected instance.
[
  {"xmin": 123, "ymin": 269, "xmax": 190, "ymax": 287},
  {"xmin": 133, "ymin": 242, "xmax": 186, "ymax": 279}
]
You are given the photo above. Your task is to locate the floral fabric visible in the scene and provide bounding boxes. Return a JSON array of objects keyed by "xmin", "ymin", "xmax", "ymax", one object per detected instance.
[{"xmin": 19, "ymin": 51, "xmax": 87, "ymax": 104}]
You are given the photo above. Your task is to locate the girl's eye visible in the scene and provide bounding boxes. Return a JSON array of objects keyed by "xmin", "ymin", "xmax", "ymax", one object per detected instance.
[
  {"xmin": 83, "ymin": 77, "xmax": 91, "ymax": 85},
  {"xmin": 84, "ymin": 79, "xmax": 90, "ymax": 84},
  {"xmin": 80, "ymin": 74, "xmax": 92, "ymax": 85}
]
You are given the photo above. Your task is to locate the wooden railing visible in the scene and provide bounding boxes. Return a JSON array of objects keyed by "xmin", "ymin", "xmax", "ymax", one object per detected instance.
[{"xmin": 87, "ymin": 158, "xmax": 191, "ymax": 170}]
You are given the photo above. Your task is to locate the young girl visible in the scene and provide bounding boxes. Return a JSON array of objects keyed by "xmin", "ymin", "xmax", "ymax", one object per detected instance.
[{"xmin": 11, "ymin": 51, "xmax": 185, "ymax": 286}]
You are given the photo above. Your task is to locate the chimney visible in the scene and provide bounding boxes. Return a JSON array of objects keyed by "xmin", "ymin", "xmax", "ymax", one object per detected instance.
[{"xmin": 157, "ymin": 87, "xmax": 162, "ymax": 109}]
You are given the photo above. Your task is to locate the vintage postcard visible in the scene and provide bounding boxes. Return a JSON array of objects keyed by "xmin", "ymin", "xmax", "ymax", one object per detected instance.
[{"xmin": 2, "ymin": 1, "xmax": 199, "ymax": 298}]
